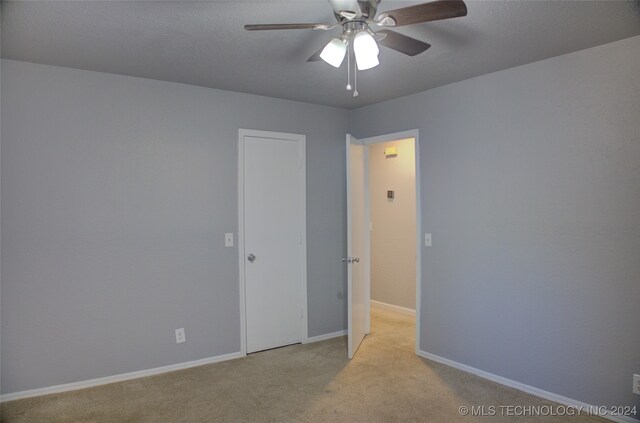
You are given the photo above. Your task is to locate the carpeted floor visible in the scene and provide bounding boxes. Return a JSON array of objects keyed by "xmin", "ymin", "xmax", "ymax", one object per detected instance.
[{"xmin": 1, "ymin": 306, "xmax": 606, "ymax": 422}]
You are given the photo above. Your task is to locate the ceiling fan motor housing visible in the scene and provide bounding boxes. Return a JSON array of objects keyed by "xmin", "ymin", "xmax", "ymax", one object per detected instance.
[{"xmin": 343, "ymin": 20, "xmax": 368, "ymax": 34}]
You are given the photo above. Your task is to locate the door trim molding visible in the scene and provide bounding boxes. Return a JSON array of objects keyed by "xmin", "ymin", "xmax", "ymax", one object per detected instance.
[
  {"xmin": 237, "ymin": 129, "xmax": 308, "ymax": 356},
  {"xmin": 356, "ymin": 129, "xmax": 421, "ymax": 355}
]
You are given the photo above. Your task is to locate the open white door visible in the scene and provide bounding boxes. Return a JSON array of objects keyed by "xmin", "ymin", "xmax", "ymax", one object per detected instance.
[{"xmin": 346, "ymin": 134, "xmax": 370, "ymax": 359}]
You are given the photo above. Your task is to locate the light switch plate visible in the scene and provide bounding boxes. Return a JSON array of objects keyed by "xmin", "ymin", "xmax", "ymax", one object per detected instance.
[
  {"xmin": 225, "ymin": 233, "xmax": 234, "ymax": 247},
  {"xmin": 175, "ymin": 328, "xmax": 186, "ymax": 344},
  {"xmin": 633, "ymin": 374, "xmax": 640, "ymax": 395},
  {"xmin": 425, "ymin": 233, "xmax": 432, "ymax": 247}
]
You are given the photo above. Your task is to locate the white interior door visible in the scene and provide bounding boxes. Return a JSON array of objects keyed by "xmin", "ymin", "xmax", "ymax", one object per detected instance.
[
  {"xmin": 242, "ymin": 131, "xmax": 306, "ymax": 354},
  {"xmin": 346, "ymin": 134, "xmax": 370, "ymax": 358}
]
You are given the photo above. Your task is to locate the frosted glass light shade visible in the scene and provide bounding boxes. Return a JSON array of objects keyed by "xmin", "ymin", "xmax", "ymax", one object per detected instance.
[
  {"xmin": 353, "ymin": 31, "xmax": 379, "ymax": 70},
  {"xmin": 320, "ymin": 38, "xmax": 347, "ymax": 68}
]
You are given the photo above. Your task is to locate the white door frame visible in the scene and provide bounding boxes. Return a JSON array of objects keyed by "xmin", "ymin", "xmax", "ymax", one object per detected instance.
[
  {"xmin": 358, "ymin": 129, "xmax": 422, "ymax": 354},
  {"xmin": 237, "ymin": 129, "xmax": 308, "ymax": 356}
]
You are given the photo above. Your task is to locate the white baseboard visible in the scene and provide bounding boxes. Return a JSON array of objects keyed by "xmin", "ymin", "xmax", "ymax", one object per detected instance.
[
  {"xmin": 371, "ymin": 299, "xmax": 416, "ymax": 317},
  {"xmin": 303, "ymin": 329, "xmax": 347, "ymax": 344},
  {"xmin": 417, "ymin": 350, "xmax": 638, "ymax": 423},
  {"xmin": 1, "ymin": 351, "xmax": 245, "ymax": 403}
]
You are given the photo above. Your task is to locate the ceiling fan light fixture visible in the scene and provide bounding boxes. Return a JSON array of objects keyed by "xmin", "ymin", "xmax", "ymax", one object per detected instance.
[
  {"xmin": 320, "ymin": 38, "xmax": 347, "ymax": 68},
  {"xmin": 353, "ymin": 31, "xmax": 380, "ymax": 70}
]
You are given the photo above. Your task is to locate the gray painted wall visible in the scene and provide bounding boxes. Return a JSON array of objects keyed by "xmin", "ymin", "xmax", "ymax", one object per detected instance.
[
  {"xmin": 369, "ymin": 139, "xmax": 416, "ymax": 310},
  {"xmin": 352, "ymin": 36, "xmax": 640, "ymax": 411},
  {"xmin": 0, "ymin": 59, "xmax": 348, "ymax": 394}
]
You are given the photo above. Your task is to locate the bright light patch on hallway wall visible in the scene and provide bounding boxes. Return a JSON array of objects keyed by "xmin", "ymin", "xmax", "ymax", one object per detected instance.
[{"xmin": 384, "ymin": 147, "xmax": 398, "ymax": 158}]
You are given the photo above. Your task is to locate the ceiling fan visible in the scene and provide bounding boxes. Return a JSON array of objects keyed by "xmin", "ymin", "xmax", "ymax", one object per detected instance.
[{"xmin": 245, "ymin": 0, "xmax": 467, "ymax": 96}]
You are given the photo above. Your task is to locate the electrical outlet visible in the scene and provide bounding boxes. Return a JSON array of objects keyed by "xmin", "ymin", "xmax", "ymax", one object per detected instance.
[
  {"xmin": 425, "ymin": 233, "xmax": 432, "ymax": 247},
  {"xmin": 175, "ymin": 328, "xmax": 186, "ymax": 344},
  {"xmin": 634, "ymin": 374, "xmax": 640, "ymax": 395}
]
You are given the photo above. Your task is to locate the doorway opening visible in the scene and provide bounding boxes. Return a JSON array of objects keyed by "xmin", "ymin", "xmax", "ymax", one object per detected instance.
[
  {"xmin": 347, "ymin": 130, "xmax": 421, "ymax": 358},
  {"xmin": 369, "ymin": 138, "xmax": 417, "ymax": 307},
  {"xmin": 368, "ymin": 137, "xmax": 418, "ymax": 351}
]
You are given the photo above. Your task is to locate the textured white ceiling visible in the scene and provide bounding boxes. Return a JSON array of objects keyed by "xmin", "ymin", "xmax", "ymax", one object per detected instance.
[{"xmin": 2, "ymin": 1, "xmax": 640, "ymax": 109}]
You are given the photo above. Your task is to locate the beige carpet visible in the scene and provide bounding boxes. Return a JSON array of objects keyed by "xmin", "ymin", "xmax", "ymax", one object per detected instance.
[{"xmin": 1, "ymin": 306, "xmax": 605, "ymax": 423}]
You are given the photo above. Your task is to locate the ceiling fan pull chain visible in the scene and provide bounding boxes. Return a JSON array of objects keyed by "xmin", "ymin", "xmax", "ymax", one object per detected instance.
[
  {"xmin": 353, "ymin": 58, "xmax": 359, "ymax": 98},
  {"xmin": 346, "ymin": 41, "xmax": 352, "ymax": 91}
]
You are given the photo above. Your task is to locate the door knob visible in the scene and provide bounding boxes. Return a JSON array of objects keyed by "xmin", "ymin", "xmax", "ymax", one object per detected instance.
[
  {"xmin": 352, "ymin": 257, "xmax": 360, "ymax": 263},
  {"xmin": 247, "ymin": 254, "xmax": 256, "ymax": 263}
]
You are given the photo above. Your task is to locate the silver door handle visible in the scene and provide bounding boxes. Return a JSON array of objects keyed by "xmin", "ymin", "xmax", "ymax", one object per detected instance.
[
  {"xmin": 247, "ymin": 254, "xmax": 256, "ymax": 263},
  {"xmin": 341, "ymin": 257, "xmax": 360, "ymax": 263}
]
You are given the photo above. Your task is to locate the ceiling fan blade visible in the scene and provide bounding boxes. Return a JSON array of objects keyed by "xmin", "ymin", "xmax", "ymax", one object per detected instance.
[
  {"xmin": 376, "ymin": 30, "xmax": 431, "ymax": 56},
  {"xmin": 376, "ymin": 0, "xmax": 467, "ymax": 27},
  {"xmin": 244, "ymin": 23, "xmax": 330, "ymax": 31},
  {"xmin": 307, "ymin": 46, "xmax": 325, "ymax": 62}
]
